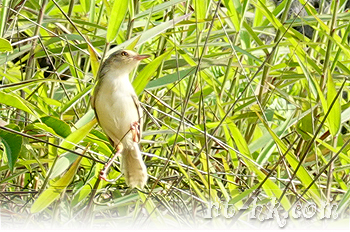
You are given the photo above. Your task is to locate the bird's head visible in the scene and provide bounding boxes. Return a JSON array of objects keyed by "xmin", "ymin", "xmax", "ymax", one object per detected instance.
[{"xmin": 103, "ymin": 50, "xmax": 150, "ymax": 74}]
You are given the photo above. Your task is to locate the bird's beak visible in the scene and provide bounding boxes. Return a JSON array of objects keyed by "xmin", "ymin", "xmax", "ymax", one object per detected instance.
[{"xmin": 134, "ymin": 54, "xmax": 151, "ymax": 60}]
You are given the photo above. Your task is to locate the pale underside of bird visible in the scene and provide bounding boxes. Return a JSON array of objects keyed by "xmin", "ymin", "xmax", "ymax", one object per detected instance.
[{"xmin": 91, "ymin": 49, "xmax": 150, "ymax": 188}]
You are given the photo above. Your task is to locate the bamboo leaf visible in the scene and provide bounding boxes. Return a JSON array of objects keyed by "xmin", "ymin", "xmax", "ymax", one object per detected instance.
[
  {"xmin": 50, "ymin": 117, "xmax": 97, "ymax": 179},
  {"xmin": 0, "ymin": 38, "xmax": 12, "ymax": 52},
  {"xmin": 114, "ymin": 13, "xmax": 192, "ymax": 50},
  {"xmin": 39, "ymin": 116, "xmax": 71, "ymax": 138},
  {"xmin": 326, "ymin": 71, "xmax": 341, "ymax": 136},
  {"xmin": 88, "ymin": 44, "xmax": 99, "ymax": 78},
  {"xmin": 0, "ymin": 92, "xmax": 36, "ymax": 116},
  {"xmin": 133, "ymin": 50, "xmax": 172, "ymax": 95},
  {"xmin": 106, "ymin": 0, "xmax": 129, "ymax": 43},
  {"xmin": 30, "ymin": 156, "xmax": 82, "ymax": 213},
  {"xmin": 0, "ymin": 124, "xmax": 22, "ymax": 172},
  {"xmin": 255, "ymin": 110, "xmax": 323, "ymax": 205}
]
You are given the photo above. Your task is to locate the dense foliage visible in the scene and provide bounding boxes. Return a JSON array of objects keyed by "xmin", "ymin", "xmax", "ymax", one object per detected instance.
[{"xmin": 1, "ymin": 0, "xmax": 350, "ymax": 229}]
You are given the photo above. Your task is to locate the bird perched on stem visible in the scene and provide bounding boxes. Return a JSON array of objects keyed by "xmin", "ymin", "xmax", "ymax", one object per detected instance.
[{"xmin": 91, "ymin": 49, "xmax": 150, "ymax": 188}]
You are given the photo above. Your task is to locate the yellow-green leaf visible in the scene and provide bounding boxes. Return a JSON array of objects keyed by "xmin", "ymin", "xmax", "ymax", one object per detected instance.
[
  {"xmin": 30, "ymin": 156, "xmax": 82, "ymax": 213},
  {"xmin": 0, "ymin": 92, "xmax": 36, "ymax": 116},
  {"xmin": 59, "ymin": 118, "xmax": 97, "ymax": 151},
  {"xmin": 327, "ymin": 71, "xmax": 341, "ymax": 136},
  {"xmin": 106, "ymin": 0, "xmax": 129, "ymax": 43},
  {"xmin": 133, "ymin": 50, "xmax": 172, "ymax": 95},
  {"xmin": 88, "ymin": 44, "xmax": 99, "ymax": 78},
  {"xmin": 50, "ymin": 117, "xmax": 97, "ymax": 179},
  {"xmin": 254, "ymin": 110, "xmax": 323, "ymax": 205},
  {"xmin": 0, "ymin": 38, "xmax": 13, "ymax": 53},
  {"xmin": 0, "ymin": 124, "xmax": 22, "ymax": 172}
]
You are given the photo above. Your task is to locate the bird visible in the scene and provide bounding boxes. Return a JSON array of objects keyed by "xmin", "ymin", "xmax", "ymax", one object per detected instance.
[{"xmin": 91, "ymin": 49, "xmax": 150, "ymax": 188}]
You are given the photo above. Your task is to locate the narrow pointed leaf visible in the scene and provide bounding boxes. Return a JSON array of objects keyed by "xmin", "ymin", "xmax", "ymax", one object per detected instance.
[
  {"xmin": 30, "ymin": 156, "xmax": 82, "ymax": 213},
  {"xmin": 327, "ymin": 71, "xmax": 341, "ymax": 136},
  {"xmin": 133, "ymin": 50, "xmax": 172, "ymax": 95},
  {"xmin": 106, "ymin": 0, "xmax": 129, "ymax": 43},
  {"xmin": 0, "ymin": 38, "xmax": 12, "ymax": 52},
  {"xmin": 0, "ymin": 124, "xmax": 22, "ymax": 172}
]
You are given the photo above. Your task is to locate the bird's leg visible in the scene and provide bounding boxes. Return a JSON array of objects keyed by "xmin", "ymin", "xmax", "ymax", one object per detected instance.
[
  {"xmin": 99, "ymin": 143, "xmax": 123, "ymax": 182},
  {"xmin": 130, "ymin": 121, "xmax": 140, "ymax": 143}
]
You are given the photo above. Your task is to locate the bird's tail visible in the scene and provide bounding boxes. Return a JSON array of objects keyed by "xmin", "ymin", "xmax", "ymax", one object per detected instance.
[{"xmin": 121, "ymin": 143, "xmax": 148, "ymax": 188}]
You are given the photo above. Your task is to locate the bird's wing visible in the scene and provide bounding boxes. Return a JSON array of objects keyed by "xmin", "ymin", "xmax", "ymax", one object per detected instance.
[
  {"xmin": 91, "ymin": 60, "xmax": 109, "ymax": 110},
  {"xmin": 132, "ymin": 94, "xmax": 142, "ymax": 142},
  {"xmin": 91, "ymin": 79, "xmax": 101, "ymax": 117}
]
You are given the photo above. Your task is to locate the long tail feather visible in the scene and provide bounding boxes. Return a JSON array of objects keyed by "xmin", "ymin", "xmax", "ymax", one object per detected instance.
[{"xmin": 121, "ymin": 144, "xmax": 147, "ymax": 188}]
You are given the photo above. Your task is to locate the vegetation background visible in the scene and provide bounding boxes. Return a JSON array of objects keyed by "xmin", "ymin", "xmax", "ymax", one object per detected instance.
[{"xmin": 1, "ymin": 0, "xmax": 350, "ymax": 229}]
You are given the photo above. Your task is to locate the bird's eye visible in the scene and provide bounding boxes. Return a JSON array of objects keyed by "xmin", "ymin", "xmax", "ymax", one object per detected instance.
[{"xmin": 121, "ymin": 51, "xmax": 128, "ymax": 56}]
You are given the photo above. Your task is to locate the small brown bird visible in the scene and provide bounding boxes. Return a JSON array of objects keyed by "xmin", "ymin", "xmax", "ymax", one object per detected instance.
[{"xmin": 91, "ymin": 49, "xmax": 150, "ymax": 188}]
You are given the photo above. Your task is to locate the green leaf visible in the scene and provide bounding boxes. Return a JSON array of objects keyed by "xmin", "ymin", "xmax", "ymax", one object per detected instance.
[
  {"xmin": 297, "ymin": 105, "xmax": 314, "ymax": 140},
  {"xmin": 50, "ymin": 117, "xmax": 97, "ymax": 179},
  {"xmin": 40, "ymin": 116, "xmax": 71, "ymax": 138},
  {"xmin": 0, "ymin": 124, "xmax": 23, "ymax": 172},
  {"xmin": 25, "ymin": 123, "xmax": 62, "ymax": 138},
  {"xmin": 0, "ymin": 38, "xmax": 13, "ymax": 52},
  {"xmin": 229, "ymin": 183, "xmax": 259, "ymax": 205},
  {"xmin": 114, "ymin": 13, "xmax": 192, "ymax": 50},
  {"xmin": 242, "ymin": 158, "xmax": 292, "ymax": 210},
  {"xmin": 0, "ymin": 91, "xmax": 35, "ymax": 116},
  {"xmin": 218, "ymin": 103, "xmax": 251, "ymax": 162},
  {"xmin": 71, "ymin": 176, "xmax": 98, "ymax": 207},
  {"xmin": 134, "ymin": 0, "xmax": 185, "ymax": 19},
  {"xmin": 326, "ymin": 71, "xmax": 341, "ymax": 136},
  {"xmin": 223, "ymin": 0, "xmax": 241, "ymax": 31},
  {"xmin": 173, "ymin": 157, "xmax": 207, "ymax": 202},
  {"xmin": 106, "ymin": 0, "xmax": 129, "ymax": 43},
  {"xmin": 88, "ymin": 45, "xmax": 99, "ymax": 78},
  {"xmin": 254, "ymin": 111, "xmax": 323, "ymax": 205},
  {"xmin": 25, "ymin": 116, "xmax": 71, "ymax": 139},
  {"xmin": 59, "ymin": 85, "xmax": 93, "ymax": 114},
  {"xmin": 133, "ymin": 50, "xmax": 172, "ymax": 95},
  {"xmin": 0, "ymin": 0, "xmax": 10, "ymax": 37},
  {"xmin": 256, "ymin": 111, "xmax": 294, "ymax": 165},
  {"xmin": 194, "ymin": 0, "xmax": 208, "ymax": 32},
  {"xmin": 95, "ymin": 191, "xmax": 141, "ymax": 211},
  {"xmin": 102, "ymin": 0, "xmax": 112, "ymax": 16},
  {"xmin": 50, "ymin": 151, "xmax": 81, "ymax": 179},
  {"xmin": 226, "ymin": 120, "xmax": 250, "ymax": 157},
  {"xmin": 30, "ymin": 156, "xmax": 82, "ymax": 213},
  {"xmin": 59, "ymin": 118, "xmax": 97, "ymax": 151},
  {"xmin": 146, "ymin": 67, "xmax": 196, "ymax": 90},
  {"xmin": 73, "ymin": 109, "xmax": 96, "ymax": 130},
  {"xmin": 249, "ymin": 108, "xmax": 313, "ymax": 153}
]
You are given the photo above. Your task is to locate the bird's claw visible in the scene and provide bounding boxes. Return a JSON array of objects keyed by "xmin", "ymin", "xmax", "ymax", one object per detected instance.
[
  {"xmin": 130, "ymin": 121, "xmax": 140, "ymax": 142},
  {"xmin": 99, "ymin": 169, "xmax": 118, "ymax": 182},
  {"xmin": 99, "ymin": 169, "xmax": 108, "ymax": 181},
  {"xmin": 99, "ymin": 144, "xmax": 123, "ymax": 182}
]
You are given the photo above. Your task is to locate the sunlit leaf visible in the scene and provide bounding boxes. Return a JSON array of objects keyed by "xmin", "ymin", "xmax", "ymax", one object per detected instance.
[
  {"xmin": 30, "ymin": 156, "xmax": 82, "ymax": 213},
  {"xmin": 106, "ymin": 0, "xmax": 129, "ymax": 43},
  {"xmin": 0, "ymin": 124, "xmax": 22, "ymax": 172},
  {"xmin": 133, "ymin": 50, "xmax": 172, "ymax": 95},
  {"xmin": 327, "ymin": 71, "xmax": 341, "ymax": 136},
  {"xmin": 0, "ymin": 38, "xmax": 13, "ymax": 52}
]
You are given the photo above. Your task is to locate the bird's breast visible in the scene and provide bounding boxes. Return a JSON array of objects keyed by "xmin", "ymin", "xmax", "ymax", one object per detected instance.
[{"xmin": 94, "ymin": 74, "xmax": 139, "ymax": 145}]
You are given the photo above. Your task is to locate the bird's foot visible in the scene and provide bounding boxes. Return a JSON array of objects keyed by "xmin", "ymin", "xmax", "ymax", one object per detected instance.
[
  {"xmin": 99, "ymin": 168, "xmax": 110, "ymax": 182},
  {"xmin": 130, "ymin": 121, "xmax": 140, "ymax": 142},
  {"xmin": 99, "ymin": 144, "xmax": 123, "ymax": 182},
  {"xmin": 99, "ymin": 168, "xmax": 121, "ymax": 183}
]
